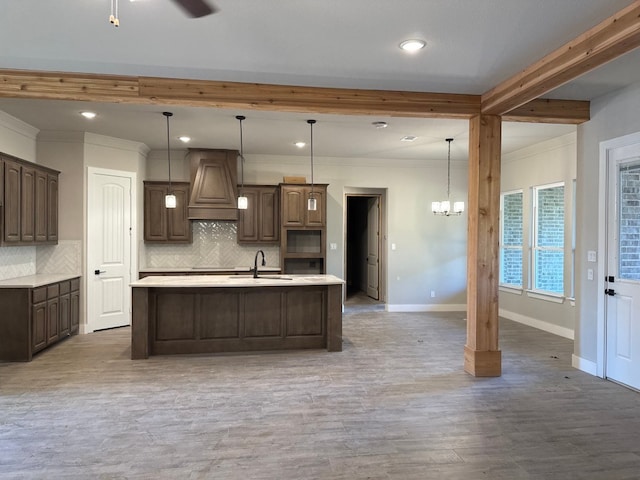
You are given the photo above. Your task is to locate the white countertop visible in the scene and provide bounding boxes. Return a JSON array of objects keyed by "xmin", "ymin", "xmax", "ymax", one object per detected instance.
[
  {"xmin": 131, "ymin": 274, "xmax": 345, "ymax": 288},
  {"xmin": 139, "ymin": 266, "xmax": 281, "ymax": 273},
  {"xmin": 0, "ymin": 273, "xmax": 80, "ymax": 288}
]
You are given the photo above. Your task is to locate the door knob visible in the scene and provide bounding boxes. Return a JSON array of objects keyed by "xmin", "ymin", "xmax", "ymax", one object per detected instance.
[
  {"xmin": 605, "ymin": 288, "xmax": 616, "ymax": 296},
  {"xmin": 94, "ymin": 269, "xmax": 106, "ymax": 275}
]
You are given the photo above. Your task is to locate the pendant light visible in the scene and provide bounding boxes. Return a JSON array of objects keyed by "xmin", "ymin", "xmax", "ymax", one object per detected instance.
[
  {"xmin": 307, "ymin": 119, "xmax": 317, "ymax": 211},
  {"xmin": 432, "ymin": 138, "xmax": 464, "ymax": 216},
  {"xmin": 236, "ymin": 115, "xmax": 248, "ymax": 210},
  {"xmin": 163, "ymin": 112, "xmax": 177, "ymax": 209},
  {"xmin": 109, "ymin": 0, "xmax": 120, "ymax": 27}
]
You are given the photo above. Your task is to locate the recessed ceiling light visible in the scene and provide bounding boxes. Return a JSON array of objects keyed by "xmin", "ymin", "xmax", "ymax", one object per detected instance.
[
  {"xmin": 294, "ymin": 142, "xmax": 306, "ymax": 148},
  {"xmin": 178, "ymin": 136, "xmax": 191, "ymax": 143},
  {"xmin": 401, "ymin": 135, "xmax": 417, "ymax": 142},
  {"xmin": 372, "ymin": 121, "xmax": 388, "ymax": 129},
  {"xmin": 80, "ymin": 111, "xmax": 96, "ymax": 119},
  {"xmin": 399, "ymin": 39, "xmax": 426, "ymax": 53}
]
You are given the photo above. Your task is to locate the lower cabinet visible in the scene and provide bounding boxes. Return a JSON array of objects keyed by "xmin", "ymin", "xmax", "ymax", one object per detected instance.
[{"xmin": 0, "ymin": 276, "xmax": 80, "ymax": 361}]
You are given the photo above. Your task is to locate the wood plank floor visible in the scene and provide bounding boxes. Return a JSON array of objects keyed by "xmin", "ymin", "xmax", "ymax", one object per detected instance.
[{"xmin": 1, "ymin": 311, "xmax": 640, "ymax": 479}]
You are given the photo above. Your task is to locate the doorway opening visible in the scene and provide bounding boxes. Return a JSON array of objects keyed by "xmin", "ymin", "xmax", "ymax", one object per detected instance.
[{"xmin": 345, "ymin": 191, "xmax": 386, "ymax": 308}]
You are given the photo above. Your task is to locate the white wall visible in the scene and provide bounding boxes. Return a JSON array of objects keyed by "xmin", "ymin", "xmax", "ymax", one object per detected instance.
[
  {"xmin": 499, "ymin": 132, "xmax": 577, "ymax": 339},
  {"xmin": 576, "ymin": 80, "xmax": 640, "ymax": 366}
]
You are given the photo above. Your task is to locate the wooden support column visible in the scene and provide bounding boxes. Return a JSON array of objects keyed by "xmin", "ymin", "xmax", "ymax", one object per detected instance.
[{"xmin": 465, "ymin": 114, "xmax": 502, "ymax": 377}]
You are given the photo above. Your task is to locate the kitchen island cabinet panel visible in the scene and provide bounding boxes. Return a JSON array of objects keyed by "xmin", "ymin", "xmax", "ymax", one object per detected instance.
[
  {"xmin": 132, "ymin": 275, "xmax": 343, "ymax": 358},
  {"xmin": 200, "ymin": 293, "xmax": 240, "ymax": 339},
  {"xmin": 156, "ymin": 293, "xmax": 195, "ymax": 340},
  {"xmin": 286, "ymin": 289, "xmax": 324, "ymax": 336},
  {"xmin": 243, "ymin": 291, "xmax": 282, "ymax": 338}
]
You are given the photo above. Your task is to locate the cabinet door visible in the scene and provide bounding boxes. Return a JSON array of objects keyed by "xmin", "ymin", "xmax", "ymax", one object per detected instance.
[
  {"xmin": 259, "ymin": 187, "xmax": 279, "ymax": 242},
  {"xmin": 34, "ymin": 169, "xmax": 48, "ymax": 242},
  {"xmin": 70, "ymin": 289, "xmax": 80, "ymax": 334},
  {"xmin": 305, "ymin": 187, "xmax": 326, "ymax": 227},
  {"xmin": 59, "ymin": 293, "xmax": 70, "ymax": 337},
  {"xmin": 32, "ymin": 302, "xmax": 47, "ymax": 353},
  {"xmin": 46, "ymin": 297, "xmax": 59, "ymax": 345},
  {"xmin": 4, "ymin": 160, "xmax": 21, "ymax": 243},
  {"xmin": 237, "ymin": 188, "xmax": 259, "ymax": 242},
  {"xmin": 282, "ymin": 187, "xmax": 305, "ymax": 227},
  {"xmin": 144, "ymin": 184, "xmax": 168, "ymax": 241},
  {"xmin": 21, "ymin": 166, "xmax": 36, "ymax": 243},
  {"xmin": 167, "ymin": 184, "xmax": 191, "ymax": 242},
  {"xmin": 47, "ymin": 174, "xmax": 59, "ymax": 243}
]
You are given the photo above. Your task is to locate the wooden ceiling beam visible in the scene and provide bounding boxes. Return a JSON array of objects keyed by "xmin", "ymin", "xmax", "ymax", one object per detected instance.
[
  {"xmin": 503, "ymin": 98, "xmax": 590, "ymax": 124},
  {"xmin": 482, "ymin": 0, "xmax": 640, "ymax": 116},
  {"xmin": 0, "ymin": 68, "xmax": 588, "ymax": 123}
]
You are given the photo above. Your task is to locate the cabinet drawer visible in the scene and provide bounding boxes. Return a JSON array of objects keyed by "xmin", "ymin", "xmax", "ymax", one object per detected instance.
[
  {"xmin": 33, "ymin": 287, "xmax": 47, "ymax": 304},
  {"xmin": 70, "ymin": 278, "xmax": 80, "ymax": 291},
  {"xmin": 59, "ymin": 280, "xmax": 71, "ymax": 295},
  {"xmin": 47, "ymin": 284, "xmax": 59, "ymax": 299}
]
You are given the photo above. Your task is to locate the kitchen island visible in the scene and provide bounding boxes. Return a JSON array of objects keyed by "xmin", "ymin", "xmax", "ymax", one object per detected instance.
[{"xmin": 130, "ymin": 274, "xmax": 344, "ymax": 359}]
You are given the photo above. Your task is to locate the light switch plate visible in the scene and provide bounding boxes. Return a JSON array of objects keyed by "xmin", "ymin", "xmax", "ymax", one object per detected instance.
[
  {"xmin": 587, "ymin": 250, "xmax": 597, "ymax": 262},
  {"xmin": 330, "ymin": 243, "xmax": 337, "ymax": 250}
]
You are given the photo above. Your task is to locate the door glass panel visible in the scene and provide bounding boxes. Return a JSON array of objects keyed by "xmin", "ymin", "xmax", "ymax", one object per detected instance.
[{"xmin": 618, "ymin": 161, "xmax": 640, "ymax": 281}]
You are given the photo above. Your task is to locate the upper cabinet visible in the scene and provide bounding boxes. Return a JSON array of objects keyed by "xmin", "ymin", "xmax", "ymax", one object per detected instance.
[
  {"xmin": 1, "ymin": 154, "xmax": 59, "ymax": 246},
  {"xmin": 188, "ymin": 149, "xmax": 239, "ymax": 221},
  {"xmin": 144, "ymin": 181, "xmax": 191, "ymax": 243},
  {"xmin": 237, "ymin": 185, "xmax": 279, "ymax": 243},
  {"xmin": 281, "ymin": 184, "xmax": 327, "ymax": 228}
]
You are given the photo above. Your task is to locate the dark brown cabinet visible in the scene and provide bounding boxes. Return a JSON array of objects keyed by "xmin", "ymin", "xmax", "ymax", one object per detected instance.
[
  {"xmin": 280, "ymin": 184, "xmax": 328, "ymax": 274},
  {"xmin": 0, "ymin": 276, "xmax": 80, "ymax": 361},
  {"xmin": 1, "ymin": 154, "xmax": 59, "ymax": 246},
  {"xmin": 281, "ymin": 184, "xmax": 327, "ymax": 227},
  {"xmin": 143, "ymin": 181, "xmax": 191, "ymax": 243},
  {"xmin": 237, "ymin": 185, "xmax": 279, "ymax": 243}
]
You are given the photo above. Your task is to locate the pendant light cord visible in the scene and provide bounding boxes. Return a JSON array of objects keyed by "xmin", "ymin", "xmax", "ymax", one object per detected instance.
[
  {"xmin": 308, "ymin": 119, "xmax": 316, "ymax": 196},
  {"xmin": 446, "ymin": 138, "xmax": 453, "ymax": 201},
  {"xmin": 164, "ymin": 112, "xmax": 173, "ymax": 192},
  {"xmin": 236, "ymin": 115, "xmax": 246, "ymax": 190}
]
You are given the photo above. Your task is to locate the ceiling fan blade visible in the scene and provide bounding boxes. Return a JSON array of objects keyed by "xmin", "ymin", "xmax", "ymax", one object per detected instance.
[{"xmin": 172, "ymin": 0, "xmax": 217, "ymax": 18}]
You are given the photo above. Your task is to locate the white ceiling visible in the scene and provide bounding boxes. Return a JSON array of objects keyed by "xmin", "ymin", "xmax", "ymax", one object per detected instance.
[{"xmin": 0, "ymin": 0, "xmax": 638, "ymax": 161}]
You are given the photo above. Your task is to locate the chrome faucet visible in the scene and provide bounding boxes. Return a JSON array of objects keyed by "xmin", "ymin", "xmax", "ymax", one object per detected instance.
[{"xmin": 252, "ymin": 250, "xmax": 266, "ymax": 278}]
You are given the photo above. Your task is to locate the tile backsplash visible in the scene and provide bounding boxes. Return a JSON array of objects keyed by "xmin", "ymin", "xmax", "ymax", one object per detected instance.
[
  {"xmin": 0, "ymin": 246, "xmax": 36, "ymax": 281},
  {"xmin": 37, "ymin": 240, "xmax": 82, "ymax": 275},
  {"xmin": 143, "ymin": 221, "xmax": 280, "ymax": 269}
]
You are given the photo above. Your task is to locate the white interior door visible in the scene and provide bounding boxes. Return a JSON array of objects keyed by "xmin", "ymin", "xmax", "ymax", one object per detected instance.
[
  {"xmin": 366, "ymin": 196, "xmax": 380, "ymax": 300},
  {"xmin": 605, "ymin": 147, "xmax": 640, "ymax": 391},
  {"xmin": 87, "ymin": 168, "xmax": 133, "ymax": 332}
]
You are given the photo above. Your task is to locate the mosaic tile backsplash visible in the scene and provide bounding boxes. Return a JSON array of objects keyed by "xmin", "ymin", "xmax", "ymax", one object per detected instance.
[
  {"xmin": 0, "ymin": 246, "xmax": 36, "ymax": 281},
  {"xmin": 37, "ymin": 240, "xmax": 82, "ymax": 275},
  {"xmin": 143, "ymin": 221, "xmax": 280, "ymax": 269}
]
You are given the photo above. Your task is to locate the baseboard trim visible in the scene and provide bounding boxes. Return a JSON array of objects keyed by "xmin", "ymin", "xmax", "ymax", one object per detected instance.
[
  {"xmin": 499, "ymin": 308, "xmax": 574, "ymax": 340},
  {"xmin": 387, "ymin": 304, "xmax": 466, "ymax": 313},
  {"xmin": 572, "ymin": 354, "xmax": 598, "ymax": 376}
]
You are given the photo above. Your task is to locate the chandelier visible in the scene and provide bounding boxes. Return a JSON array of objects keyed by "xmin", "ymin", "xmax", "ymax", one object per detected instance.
[{"xmin": 432, "ymin": 138, "xmax": 464, "ymax": 216}]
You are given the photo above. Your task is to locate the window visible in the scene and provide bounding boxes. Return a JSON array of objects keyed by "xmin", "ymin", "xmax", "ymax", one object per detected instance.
[
  {"xmin": 500, "ymin": 190, "xmax": 523, "ymax": 287},
  {"xmin": 532, "ymin": 183, "xmax": 565, "ymax": 295}
]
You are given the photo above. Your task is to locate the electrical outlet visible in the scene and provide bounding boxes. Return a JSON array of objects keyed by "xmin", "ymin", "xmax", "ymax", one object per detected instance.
[
  {"xmin": 430, "ymin": 290, "xmax": 436, "ymax": 298},
  {"xmin": 587, "ymin": 268, "xmax": 594, "ymax": 281}
]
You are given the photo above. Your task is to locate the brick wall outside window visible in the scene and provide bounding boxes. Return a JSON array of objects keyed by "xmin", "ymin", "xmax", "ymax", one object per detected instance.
[
  {"xmin": 619, "ymin": 163, "xmax": 640, "ymax": 280},
  {"xmin": 534, "ymin": 184, "xmax": 564, "ymax": 294},
  {"xmin": 500, "ymin": 192, "xmax": 523, "ymax": 286}
]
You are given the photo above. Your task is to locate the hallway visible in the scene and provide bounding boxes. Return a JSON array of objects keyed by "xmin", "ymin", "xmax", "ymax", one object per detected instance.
[{"xmin": 1, "ymin": 311, "xmax": 639, "ymax": 479}]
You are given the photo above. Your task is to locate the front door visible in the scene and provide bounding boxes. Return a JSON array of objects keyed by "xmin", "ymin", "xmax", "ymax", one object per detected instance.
[
  {"xmin": 366, "ymin": 196, "xmax": 380, "ymax": 300},
  {"xmin": 87, "ymin": 168, "xmax": 134, "ymax": 332},
  {"xmin": 605, "ymin": 144, "xmax": 640, "ymax": 391}
]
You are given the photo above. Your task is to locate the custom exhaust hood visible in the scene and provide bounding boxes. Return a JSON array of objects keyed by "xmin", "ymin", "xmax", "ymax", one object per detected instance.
[{"xmin": 187, "ymin": 149, "xmax": 239, "ymax": 221}]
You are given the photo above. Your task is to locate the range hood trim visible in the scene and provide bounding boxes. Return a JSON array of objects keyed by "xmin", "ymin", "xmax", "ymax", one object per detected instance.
[{"xmin": 187, "ymin": 149, "xmax": 239, "ymax": 221}]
